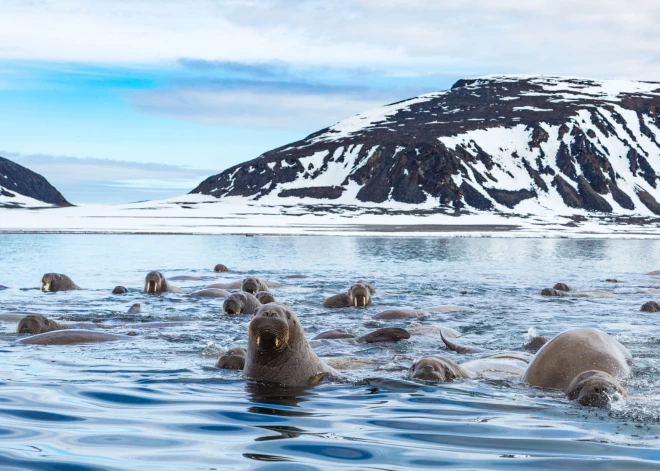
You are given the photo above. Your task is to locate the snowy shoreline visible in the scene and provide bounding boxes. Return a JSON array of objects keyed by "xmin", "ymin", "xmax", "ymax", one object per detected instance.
[{"xmin": 1, "ymin": 194, "xmax": 659, "ymax": 238}]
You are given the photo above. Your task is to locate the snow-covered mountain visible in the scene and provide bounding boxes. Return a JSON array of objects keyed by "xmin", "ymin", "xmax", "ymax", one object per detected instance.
[
  {"xmin": 0, "ymin": 156, "xmax": 71, "ymax": 208},
  {"xmin": 191, "ymin": 75, "xmax": 660, "ymax": 219}
]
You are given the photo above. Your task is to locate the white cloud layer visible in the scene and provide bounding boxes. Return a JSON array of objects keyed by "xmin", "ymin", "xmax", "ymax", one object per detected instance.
[{"xmin": 1, "ymin": 0, "xmax": 659, "ymax": 79}]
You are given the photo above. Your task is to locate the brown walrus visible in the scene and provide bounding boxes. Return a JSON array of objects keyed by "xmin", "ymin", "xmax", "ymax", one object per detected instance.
[
  {"xmin": 242, "ymin": 277, "xmax": 271, "ymax": 294},
  {"xmin": 217, "ymin": 347, "xmax": 247, "ymax": 370},
  {"xmin": 244, "ymin": 304, "xmax": 338, "ymax": 387},
  {"xmin": 409, "ymin": 353, "xmax": 530, "ymax": 382},
  {"xmin": 17, "ymin": 314, "xmax": 71, "ymax": 334},
  {"xmin": 566, "ymin": 370, "xmax": 628, "ymax": 407},
  {"xmin": 255, "ymin": 291, "xmax": 276, "ymax": 304},
  {"xmin": 214, "ymin": 264, "xmax": 229, "ymax": 272},
  {"xmin": 112, "ymin": 286, "xmax": 128, "ymax": 294},
  {"xmin": 144, "ymin": 271, "xmax": 181, "ymax": 294},
  {"xmin": 522, "ymin": 328, "xmax": 631, "ymax": 407},
  {"xmin": 641, "ymin": 301, "xmax": 660, "ymax": 312},
  {"xmin": 313, "ymin": 329, "xmax": 355, "ymax": 340},
  {"xmin": 41, "ymin": 273, "xmax": 80, "ymax": 292},
  {"xmin": 553, "ymin": 283, "xmax": 572, "ymax": 292},
  {"xmin": 19, "ymin": 329, "xmax": 129, "ymax": 345},
  {"xmin": 312, "ymin": 328, "xmax": 410, "ymax": 343},
  {"xmin": 323, "ymin": 282, "xmax": 375, "ymax": 308},
  {"xmin": 223, "ymin": 292, "xmax": 261, "ymax": 315}
]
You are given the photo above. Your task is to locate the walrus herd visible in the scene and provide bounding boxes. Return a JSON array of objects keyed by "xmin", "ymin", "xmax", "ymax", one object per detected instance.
[{"xmin": 3, "ymin": 265, "xmax": 643, "ymax": 411}]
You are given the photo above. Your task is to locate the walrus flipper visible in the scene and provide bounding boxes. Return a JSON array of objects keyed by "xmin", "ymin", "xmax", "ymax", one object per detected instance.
[{"xmin": 441, "ymin": 332, "xmax": 483, "ymax": 354}]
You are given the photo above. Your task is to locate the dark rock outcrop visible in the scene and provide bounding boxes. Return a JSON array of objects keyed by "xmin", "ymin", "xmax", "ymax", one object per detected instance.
[{"xmin": 0, "ymin": 156, "xmax": 71, "ymax": 207}]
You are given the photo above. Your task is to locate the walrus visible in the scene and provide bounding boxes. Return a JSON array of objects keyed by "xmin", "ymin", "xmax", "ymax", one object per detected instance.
[
  {"xmin": 372, "ymin": 308, "xmax": 430, "ymax": 320},
  {"xmin": 640, "ymin": 301, "xmax": 660, "ymax": 312},
  {"xmin": 566, "ymin": 370, "xmax": 628, "ymax": 407},
  {"xmin": 19, "ymin": 329, "xmax": 129, "ymax": 345},
  {"xmin": 242, "ymin": 277, "xmax": 271, "ymax": 294},
  {"xmin": 214, "ymin": 264, "xmax": 229, "ymax": 272},
  {"xmin": 127, "ymin": 303, "xmax": 141, "ymax": 314},
  {"xmin": 553, "ymin": 283, "xmax": 572, "ymax": 292},
  {"xmin": 541, "ymin": 288, "xmax": 569, "ymax": 297},
  {"xmin": 524, "ymin": 336, "xmax": 549, "ymax": 351},
  {"xmin": 312, "ymin": 328, "xmax": 410, "ymax": 343},
  {"xmin": 244, "ymin": 304, "xmax": 338, "ymax": 387},
  {"xmin": 255, "ymin": 291, "xmax": 276, "ymax": 304},
  {"xmin": 17, "ymin": 314, "xmax": 71, "ymax": 334},
  {"xmin": 223, "ymin": 292, "xmax": 261, "ymax": 315},
  {"xmin": 144, "ymin": 271, "xmax": 181, "ymax": 294},
  {"xmin": 522, "ymin": 328, "xmax": 632, "ymax": 406},
  {"xmin": 188, "ymin": 288, "xmax": 230, "ymax": 298},
  {"xmin": 323, "ymin": 282, "xmax": 375, "ymax": 308},
  {"xmin": 41, "ymin": 273, "xmax": 80, "ymax": 292},
  {"xmin": 169, "ymin": 275, "xmax": 207, "ymax": 281},
  {"xmin": 112, "ymin": 286, "xmax": 128, "ymax": 294},
  {"xmin": 409, "ymin": 353, "xmax": 531, "ymax": 382},
  {"xmin": 217, "ymin": 347, "xmax": 247, "ymax": 370},
  {"xmin": 313, "ymin": 329, "xmax": 355, "ymax": 340}
]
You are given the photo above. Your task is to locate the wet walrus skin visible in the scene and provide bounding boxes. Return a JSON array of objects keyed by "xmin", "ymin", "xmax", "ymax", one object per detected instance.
[
  {"xmin": 19, "ymin": 329, "xmax": 129, "ymax": 345},
  {"xmin": 217, "ymin": 348, "xmax": 247, "ymax": 370},
  {"xmin": 522, "ymin": 328, "xmax": 632, "ymax": 407},
  {"xmin": 323, "ymin": 282, "xmax": 375, "ymax": 308},
  {"xmin": 144, "ymin": 271, "xmax": 181, "ymax": 294},
  {"xmin": 41, "ymin": 273, "xmax": 80, "ymax": 292},
  {"xmin": 17, "ymin": 314, "xmax": 71, "ymax": 334},
  {"xmin": 223, "ymin": 292, "xmax": 262, "ymax": 315},
  {"xmin": 244, "ymin": 304, "xmax": 338, "ymax": 387}
]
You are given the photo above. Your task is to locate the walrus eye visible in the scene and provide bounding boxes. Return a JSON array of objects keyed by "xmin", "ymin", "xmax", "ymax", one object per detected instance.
[{"xmin": 286, "ymin": 313, "xmax": 291, "ymax": 320}]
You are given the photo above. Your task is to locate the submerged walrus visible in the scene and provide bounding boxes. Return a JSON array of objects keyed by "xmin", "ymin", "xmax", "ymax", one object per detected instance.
[
  {"xmin": 17, "ymin": 314, "xmax": 71, "ymax": 334},
  {"xmin": 41, "ymin": 273, "xmax": 80, "ymax": 292},
  {"xmin": 372, "ymin": 308, "xmax": 430, "ymax": 320},
  {"xmin": 255, "ymin": 291, "xmax": 276, "ymax": 304},
  {"xmin": 323, "ymin": 282, "xmax": 375, "ymax": 308},
  {"xmin": 312, "ymin": 327, "xmax": 410, "ymax": 343},
  {"xmin": 19, "ymin": 329, "xmax": 129, "ymax": 345},
  {"xmin": 522, "ymin": 328, "xmax": 631, "ymax": 407},
  {"xmin": 214, "ymin": 264, "xmax": 230, "ymax": 272},
  {"xmin": 217, "ymin": 347, "xmax": 247, "ymax": 370},
  {"xmin": 244, "ymin": 304, "xmax": 338, "ymax": 387},
  {"xmin": 242, "ymin": 277, "xmax": 271, "ymax": 294},
  {"xmin": 112, "ymin": 286, "xmax": 128, "ymax": 294},
  {"xmin": 188, "ymin": 288, "xmax": 230, "ymax": 298},
  {"xmin": 223, "ymin": 292, "xmax": 261, "ymax": 315},
  {"xmin": 144, "ymin": 271, "xmax": 181, "ymax": 294},
  {"xmin": 409, "ymin": 353, "xmax": 530, "ymax": 382}
]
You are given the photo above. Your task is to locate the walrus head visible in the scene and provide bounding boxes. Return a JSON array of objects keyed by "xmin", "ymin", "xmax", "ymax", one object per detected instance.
[
  {"xmin": 249, "ymin": 304, "xmax": 297, "ymax": 354},
  {"xmin": 223, "ymin": 293, "xmax": 247, "ymax": 315},
  {"xmin": 217, "ymin": 348, "xmax": 247, "ymax": 369},
  {"xmin": 17, "ymin": 314, "xmax": 67, "ymax": 334},
  {"xmin": 242, "ymin": 277, "xmax": 263, "ymax": 295},
  {"xmin": 524, "ymin": 336, "xmax": 550, "ymax": 351},
  {"xmin": 41, "ymin": 273, "xmax": 59, "ymax": 292},
  {"xmin": 566, "ymin": 370, "xmax": 628, "ymax": 408},
  {"xmin": 144, "ymin": 271, "xmax": 165, "ymax": 294},
  {"xmin": 409, "ymin": 356, "xmax": 468, "ymax": 382},
  {"xmin": 349, "ymin": 282, "xmax": 374, "ymax": 308},
  {"xmin": 214, "ymin": 264, "xmax": 229, "ymax": 272},
  {"xmin": 255, "ymin": 291, "xmax": 276, "ymax": 304},
  {"xmin": 112, "ymin": 286, "xmax": 128, "ymax": 294},
  {"xmin": 127, "ymin": 303, "xmax": 141, "ymax": 314}
]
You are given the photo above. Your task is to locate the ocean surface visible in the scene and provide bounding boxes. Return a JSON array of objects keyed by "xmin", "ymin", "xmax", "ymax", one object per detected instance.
[{"xmin": 1, "ymin": 234, "xmax": 660, "ymax": 470}]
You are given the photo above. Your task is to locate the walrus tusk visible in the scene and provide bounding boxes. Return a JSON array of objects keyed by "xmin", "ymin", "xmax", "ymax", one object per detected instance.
[
  {"xmin": 42, "ymin": 283, "xmax": 50, "ymax": 292},
  {"xmin": 275, "ymin": 338, "xmax": 280, "ymax": 348},
  {"xmin": 256, "ymin": 336, "xmax": 261, "ymax": 346},
  {"xmin": 354, "ymin": 298, "xmax": 358, "ymax": 307}
]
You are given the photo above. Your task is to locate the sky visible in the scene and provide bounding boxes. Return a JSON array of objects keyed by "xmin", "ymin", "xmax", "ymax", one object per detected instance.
[{"xmin": 1, "ymin": 0, "xmax": 659, "ymax": 204}]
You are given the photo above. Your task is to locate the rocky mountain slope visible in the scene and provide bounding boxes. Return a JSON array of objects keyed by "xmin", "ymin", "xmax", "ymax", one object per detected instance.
[
  {"xmin": 191, "ymin": 75, "xmax": 660, "ymax": 218},
  {"xmin": 0, "ymin": 156, "xmax": 71, "ymax": 208}
]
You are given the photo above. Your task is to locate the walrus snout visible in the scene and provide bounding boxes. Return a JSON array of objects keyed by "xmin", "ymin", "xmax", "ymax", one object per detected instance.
[
  {"xmin": 249, "ymin": 313, "xmax": 289, "ymax": 351},
  {"xmin": 223, "ymin": 299, "xmax": 241, "ymax": 315},
  {"xmin": 566, "ymin": 370, "xmax": 627, "ymax": 408},
  {"xmin": 410, "ymin": 363, "xmax": 445, "ymax": 381},
  {"xmin": 217, "ymin": 347, "xmax": 247, "ymax": 369},
  {"xmin": 350, "ymin": 285, "xmax": 371, "ymax": 308},
  {"xmin": 17, "ymin": 314, "xmax": 67, "ymax": 335}
]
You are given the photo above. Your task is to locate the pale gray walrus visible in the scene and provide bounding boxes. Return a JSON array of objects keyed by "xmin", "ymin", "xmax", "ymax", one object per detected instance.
[
  {"xmin": 206, "ymin": 277, "xmax": 282, "ymax": 291},
  {"xmin": 41, "ymin": 273, "xmax": 80, "ymax": 292},
  {"xmin": 521, "ymin": 328, "xmax": 631, "ymax": 407},
  {"xmin": 217, "ymin": 347, "xmax": 247, "ymax": 370},
  {"xmin": 144, "ymin": 271, "xmax": 181, "ymax": 294},
  {"xmin": 323, "ymin": 282, "xmax": 375, "ymax": 308},
  {"xmin": 244, "ymin": 303, "xmax": 338, "ymax": 387},
  {"xmin": 439, "ymin": 331, "xmax": 549, "ymax": 353},
  {"xmin": 223, "ymin": 292, "xmax": 261, "ymax": 315},
  {"xmin": 188, "ymin": 288, "xmax": 231, "ymax": 298}
]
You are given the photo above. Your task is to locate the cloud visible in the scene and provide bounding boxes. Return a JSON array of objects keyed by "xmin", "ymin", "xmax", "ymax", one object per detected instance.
[
  {"xmin": 1, "ymin": 0, "xmax": 660, "ymax": 80},
  {"xmin": 2, "ymin": 151, "xmax": 214, "ymax": 204}
]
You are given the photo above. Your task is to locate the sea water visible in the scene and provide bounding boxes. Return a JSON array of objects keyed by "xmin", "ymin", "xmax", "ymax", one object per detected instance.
[{"xmin": 0, "ymin": 234, "xmax": 660, "ymax": 470}]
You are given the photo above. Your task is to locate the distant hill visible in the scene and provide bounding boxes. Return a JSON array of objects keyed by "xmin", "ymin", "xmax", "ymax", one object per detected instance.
[
  {"xmin": 191, "ymin": 75, "xmax": 660, "ymax": 218},
  {"xmin": 0, "ymin": 156, "xmax": 71, "ymax": 207}
]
